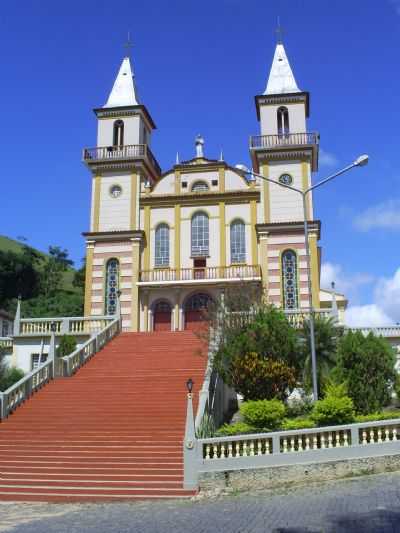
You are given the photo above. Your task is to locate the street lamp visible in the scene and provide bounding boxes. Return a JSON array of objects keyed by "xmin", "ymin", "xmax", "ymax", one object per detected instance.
[{"xmin": 236, "ymin": 154, "xmax": 369, "ymax": 401}]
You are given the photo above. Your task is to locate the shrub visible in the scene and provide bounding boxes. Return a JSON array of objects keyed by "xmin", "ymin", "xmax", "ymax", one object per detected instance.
[
  {"xmin": 229, "ymin": 352, "xmax": 297, "ymax": 401},
  {"xmin": 282, "ymin": 417, "xmax": 315, "ymax": 431},
  {"xmin": 240, "ymin": 399, "xmax": 285, "ymax": 430},
  {"xmin": 196, "ymin": 413, "xmax": 216, "ymax": 438},
  {"xmin": 354, "ymin": 411, "xmax": 400, "ymax": 423},
  {"xmin": 56, "ymin": 335, "xmax": 77, "ymax": 358},
  {"xmin": 395, "ymin": 374, "xmax": 400, "ymax": 405},
  {"xmin": 311, "ymin": 395, "xmax": 355, "ymax": 426},
  {"xmin": 285, "ymin": 394, "xmax": 313, "ymax": 418},
  {"xmin": 216, "ymin": 422, "xmax": 259, "ymax": 436},
  {"xmin": 0, "ymin": 367, "xmax": 24, "ymax": 391},
  {"xmin": 335, "ymin": 331, "xmax": 396, "ymax": 414},
  {"xmin": 213, "ymin": 304, "xmax": 300, "ymax": 401}
]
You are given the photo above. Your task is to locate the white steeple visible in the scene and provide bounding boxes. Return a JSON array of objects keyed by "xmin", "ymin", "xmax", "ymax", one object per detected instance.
[
  {"xmin": 264, "ymin": 43, "xmax": 300, "ymax": 95},
  {"xmin": 104, "ymin": 56, "xmax": 139, "ymax": 108}
]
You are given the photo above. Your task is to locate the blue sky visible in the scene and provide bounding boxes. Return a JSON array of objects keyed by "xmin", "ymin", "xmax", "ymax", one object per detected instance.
[{"xmin": 1, "ymin": 0, "xmax": 399, "ymax": 324}]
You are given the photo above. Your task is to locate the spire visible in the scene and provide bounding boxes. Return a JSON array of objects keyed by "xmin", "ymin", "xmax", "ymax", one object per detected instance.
[
  {"xmin": 195, "ymin": 135, "xmax": 204, "ymax": 158},
  {"xmin": 264, "ymin": 43, "xmax": 300, "ymax": 95},
  {"xmin": 104, "ymin": 56, "xmax": 139, "ymax": 108}
]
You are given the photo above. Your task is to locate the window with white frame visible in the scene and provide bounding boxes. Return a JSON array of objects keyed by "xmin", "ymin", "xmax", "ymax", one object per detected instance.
[
  {"xmin": 282, "ymin": 249, "xmax": 299, "ymax": 309},
  {"xmin": 191, "ymin": 181, "xmax": 209, "ymax": 192},
  {"xmin": 155, "ymin": 224, "xmax": 170, "ymax": 267},
  {"xmin": 105, "ymin": 258, "xmax": 119, "ymax": 315},
  {"xmin": 230, "ymin": 219, "xmax": 246, "ymax": 263},
  {"xmin": 31, "ymin": 353, "xmax": 48, "ymax": 371},
  {"xmin": 113, "ymin": 120, "xmax": 124, "ymax": 146},
  {"xmin": 277, "ymin": 106, "xmax": 289, "ymax": 136},
  {"xmin": 191, "ymin": 212, "xmax": 209, "ymax": 256}
]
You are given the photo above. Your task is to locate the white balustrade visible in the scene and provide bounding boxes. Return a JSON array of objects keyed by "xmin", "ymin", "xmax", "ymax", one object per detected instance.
[{"xmin": 18, "ymin": 316, "xmax": 114, "ymax": 336}]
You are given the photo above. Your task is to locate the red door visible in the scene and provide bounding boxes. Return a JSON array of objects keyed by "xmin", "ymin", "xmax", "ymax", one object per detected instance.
[
  {"xmin": 184, "ymin": 294, "xmax": 211, "ymax": 332},
  {"xmin": 153, "ymin": 301, "xmax": 172, "ymax": 331}
]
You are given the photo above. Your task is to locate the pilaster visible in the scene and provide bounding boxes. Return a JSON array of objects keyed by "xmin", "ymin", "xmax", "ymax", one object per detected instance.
[
  {"xmin": 261, "ymin": 162, "xmax": 270, "ymax": 223},
  {"xmin": 309, "ymin": 233, "xmax": 320, "ymax": 308},
  {"xmin": 84, "ymin": 242, "xmax": 95, "ymax": 316},
  {"xmin": 93, "ymin": 176, "xmax": 101, "ymax": 231},
  {"xmin": 130, "ymin": 237, "xmax": 141, "ymax": 331}
]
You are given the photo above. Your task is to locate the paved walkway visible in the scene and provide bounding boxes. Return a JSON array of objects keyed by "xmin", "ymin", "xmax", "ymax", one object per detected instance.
[{"xmin": 0, "ymin": 471, "xmax": 399, "ymax": 532}]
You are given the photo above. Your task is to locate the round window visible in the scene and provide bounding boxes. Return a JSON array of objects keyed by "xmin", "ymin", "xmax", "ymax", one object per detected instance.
[
  {"xmin": 110, "ymin": 184, "xmax": 122, "ymax": 198},
  {"xmin": 278, "ymin": 174, "xmax": 293, "ymax": 186}
]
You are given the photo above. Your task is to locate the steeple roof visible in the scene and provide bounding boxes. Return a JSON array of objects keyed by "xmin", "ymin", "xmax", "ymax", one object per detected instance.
[
  {"xmin": 104, "ymin": 57, "xmax": 139, "ymax": 108},
  {"xmin": 264, "ymin": 43, "xmax": 300, "ymax": 95}
]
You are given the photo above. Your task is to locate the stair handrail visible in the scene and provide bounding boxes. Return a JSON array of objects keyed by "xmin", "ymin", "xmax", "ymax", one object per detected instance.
[
  {"xmin": 62, "ymin": 316, "xmax": 120, "ymax": 376},
  {"xmin": 0, "ymin": 359, "xmax": 54, "ymax": 419}
]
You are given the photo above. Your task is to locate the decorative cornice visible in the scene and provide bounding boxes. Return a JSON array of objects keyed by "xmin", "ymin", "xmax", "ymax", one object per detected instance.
[
  {"xmin": 255, "ymin": 92, "xmax": 310, "ymax": 119},
  {"xmin": 140, "ymin": 189, "xmax": 260, "ymax": 208},
  {"xmin": 93, "ymin": 104, "xmax": 156, "ymax": 130},
  {"xmin": 82, "ymin": 230, "xmax": 145, "ymax": 243},
  {"xmin": 256, "ymin": 220, "xmax": 321, "ymax": 240}
]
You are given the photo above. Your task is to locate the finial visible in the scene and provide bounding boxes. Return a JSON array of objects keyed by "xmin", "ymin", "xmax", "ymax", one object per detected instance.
[
  {"xmin": 219, "ymin": 149, "xmax": 224, "ymax": 162},
  {"xmin": 331, "ymin": 281, "xmax": 335, "ymax": 291},
  {"xmin": 123, "ymin": 31, "xmax": 133, "ymax": 58},
  {"xmin": 176, "ymin": 152, "xmax": 180, "ymax": 164},
  {"xmin": 275, "ymin": 16, "xmax": 284, "ymax": 44},
  {"xmin": 195, "ymin": 134, "xmax": 204, "ymax": 158}
]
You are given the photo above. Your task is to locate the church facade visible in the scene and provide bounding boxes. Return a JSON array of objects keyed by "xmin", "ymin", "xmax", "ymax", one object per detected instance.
[{"xmin": 82, "ymin": 43, "xmax": 326, "ymax": 332}]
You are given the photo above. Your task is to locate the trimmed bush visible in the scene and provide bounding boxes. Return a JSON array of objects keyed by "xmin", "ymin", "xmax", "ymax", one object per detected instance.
[
  {"xmin": 311, "ymin": 395, "xmax": 355, "ymax": 426},
  {"xmin": 335, "ymin": 331, "xmax": 396, "ymax": 414},
  {"xmin": 354, "ymin": 411, "xmax": 400, "ymax": 423},
  {"xmin": 216, "ymin": 422, "xmax": 259, "ymax": 436},
  {"xmin": 282, "ymin": 417, "xmax": 315, "ymax": 431},
  {"xmin": 240, "ymin": 399, "xmax": 285, "ymax": 430},
  {"xmin": 0, "ymin": 367, "xmax": 24, "ymax": 391}
]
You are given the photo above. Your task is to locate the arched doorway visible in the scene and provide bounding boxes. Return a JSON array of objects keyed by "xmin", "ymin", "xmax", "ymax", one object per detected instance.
[
  {"xmin": 153, "ymin": 300, "xmax": 172, "ymax": 331},
  {"xmin": 184, "ymin": 293, "xmax": 212, "ymax": 331}
]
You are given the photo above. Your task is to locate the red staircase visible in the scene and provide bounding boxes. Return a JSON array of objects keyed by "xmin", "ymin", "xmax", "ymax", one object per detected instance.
[{"xmin": 0, "ymin": 331, "xmax": 207, "ymax": 502}]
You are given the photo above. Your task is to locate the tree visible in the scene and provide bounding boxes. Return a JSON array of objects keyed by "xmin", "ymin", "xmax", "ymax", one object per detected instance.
[
  {"xmin": 56, "ymin": 335, "xmax": 77, "ymax": 358},
  {"xmin": 41, "ymin": 246, "xmax": 73, "ymax": 298},
  {"xmin": 335, "ymin": 330, "xmax": 397, "ymax": 414},
  {"xmin": 298, "ymin": 315, "xmax": 343, "ymax": 397},
  {"xmin": 212, "ymin": 301, "xmax": 300, "ymax": 401},
  {"xmin": 73, "ymin": 258, "xmax": 86, "ymax": 290},
  {"xmin": 0, "ymin": 249, "xmax": 41, "ymax": 305}
]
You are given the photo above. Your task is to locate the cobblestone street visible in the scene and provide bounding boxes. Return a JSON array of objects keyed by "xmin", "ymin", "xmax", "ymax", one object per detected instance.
[{"xmin": 0, "ymin": 471, "xmax": 399, "ymax": 532}]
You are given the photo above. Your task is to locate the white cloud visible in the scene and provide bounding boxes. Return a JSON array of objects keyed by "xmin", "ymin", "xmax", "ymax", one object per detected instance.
[
  {"xmin": 345, "ymin": 305, "xmax": 394, "ymax": 327},
  {"xmin": 353, "ymin": 199, "xmax": 400, "ymax": 232},
  {"xmin": 321, "ymin": 263, "xmax": 400, "ymax": 327},
  {"xmin": 320, "ymin": 262, "xmax": 374, "ymax": 295},
  {"xmin": 319, "ymin": 148, "xmax": 339, "ymax": 168}
]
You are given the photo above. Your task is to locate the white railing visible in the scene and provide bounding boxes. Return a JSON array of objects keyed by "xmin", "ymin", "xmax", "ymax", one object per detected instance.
[
  {"xmin": 250, "ymin": 132, "xmax": 319, "ymax": 150},
  {"xmin": 349, "ymin": 326, "xmax": 400, "ymax": 338},
  {"xmin": 18, "ymin": 316, "xmax": 114, "ymax": 336},
  {"xmin": 0, "ymin": 337, "xmax": 13, "ymax": 349},
  {"xmin": 198, "ymin": 418, "xmax": 400, "ymax": 466},
  {"xmin": 284, "ymin": 309, "xmax": 333, "ymax": 328},
  {"xmin": 62, "ymin": 317, "xmax": 120, "ymax": 376},
  {"xmin": 0, "ymin": 359, "xmax": 54, "ymax": 419}
]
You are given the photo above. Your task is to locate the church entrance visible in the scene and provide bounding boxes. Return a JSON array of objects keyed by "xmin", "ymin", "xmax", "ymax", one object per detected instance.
[
  {"xmin": 153, "ymin": 301, "xmax": 172, "ymax": 331},
  {"xmin": 184, "ymin": 293, "xmax": 211, "ymax": 332}
]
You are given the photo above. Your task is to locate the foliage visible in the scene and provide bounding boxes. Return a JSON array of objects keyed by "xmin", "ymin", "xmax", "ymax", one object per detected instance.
[
  {"xmin": 311, "ymin": 394, "xmax": 355, "ymax": 426},
  {"xmin": 195, "ymin": 413, "xmax": 216, "ymax": 438},
  {"xmin": 56, "ymin": 335, "xmax": 77, "ymax": 358},
  {"xmin": 335, "ymin": 331, "xmax": 397, "ymax": 414},
  {"xmin": 298, "ymin": 315, "xmax": 342, "ymax": 397},
  {"xmin": 395, "ymin": 374, "xmax": 400, "ymax": 405},
  {"xmin": 354, "ymin": 411, "xmax": 400, "ymax": 423},
  {"xmin": 0, "ymin": 367, "xmax": 25, "ymax": 392},
  {"xmin": 0, "ymin": 248, "xmax": 41, "ymax": 303},
  {"xmin": 212, "ymin": 301, "xmax": 300, "ymax": 401},
  {"xmin": 22, "ymin": 292, "xmax": 83, "ymax": 318},
  {"xmin": 282, "ymin": 417, "xmax": 316, "ymax": 431},
  {"xmin": 73, "ymin": 258, "xmax": 86, "ymax": 289},
  {"xmin": 41, "ymin": 246, "xmax": 74, "ymax": 298},
  {"xmin": 229, "ymin": 352, "xmax": 297, "ymax": 401},
  {"xmin": 216, "ymin": 422, "xmax": 259, "ymax": 436},
  {"xmin": 240, "ymin": 399, "xmax": 286, "ymax": 430},
  {"xmin": 285, "ymin": 393, "xmax": 313, "ymax": 418}
]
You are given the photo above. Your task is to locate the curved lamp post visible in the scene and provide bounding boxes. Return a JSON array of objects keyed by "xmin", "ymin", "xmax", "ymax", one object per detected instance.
[{"xmin": 236, "ymin": 154, "xmax": 369, "ymax": 401}]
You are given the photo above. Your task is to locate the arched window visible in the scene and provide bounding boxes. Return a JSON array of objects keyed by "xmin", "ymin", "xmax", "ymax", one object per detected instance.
[
  {"xmin": 105, "ymin": 258, "xmax": 119, "ymax": 315},
  {"xmin": 230, "ymin": 219, "xmax": 246, "ymax": 263},
  {"xmin": 191, "ymin": 212, "xmax": 209, "ymax": 256},
  {"xmin": 113, "ymin": 120, "xmax": 124, "ymax": 146},
  {"xmin": 155, "ymin": 223, "xmax": 170, "ymax": 267},
  {"xmin": 282, "ymin": 250, "xmax": 298, "ymax": 309},
  {"xmin": 277, "ymin": 107, "xmax": 289, "ymax": 136},
  {"xmin": 191, "ymin": 181, "xmax": 209, "ymax": 192}
]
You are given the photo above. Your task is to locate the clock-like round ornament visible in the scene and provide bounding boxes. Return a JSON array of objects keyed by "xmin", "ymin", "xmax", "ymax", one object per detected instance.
[
  {"xmin": 110, "ymin": 184, "xmax": 122, "ymax": 198},
  {"xmin": 279, "ymin": 174, "xmax": 293, "ymax": 185}
]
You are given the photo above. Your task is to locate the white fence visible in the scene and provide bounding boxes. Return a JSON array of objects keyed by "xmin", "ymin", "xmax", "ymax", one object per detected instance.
[{"xmin": 18, "ymin": 316, "xmax": 113, "ymax": 336}]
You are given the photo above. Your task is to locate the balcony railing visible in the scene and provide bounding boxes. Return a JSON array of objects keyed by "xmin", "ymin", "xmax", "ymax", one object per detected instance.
[
  {"xmin": 83, "ymin": 144, "xmax": 161, "ymax": 175},
  {"xmin": 250, "ymin": 132, "xmax": 319, "ymax": 150},
  {"xmin": 139, "ymin": 265, "xmax": 261, "ymax": 283}
]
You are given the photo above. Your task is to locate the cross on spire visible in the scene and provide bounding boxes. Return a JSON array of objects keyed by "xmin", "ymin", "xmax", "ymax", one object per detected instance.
[
  {"xmin": 123, "ymin": 31, "xmax": 133, "ymax": 58},
  {"xmin": 275, "ymin": 16, "xmax": 284, "ymax": 44}
]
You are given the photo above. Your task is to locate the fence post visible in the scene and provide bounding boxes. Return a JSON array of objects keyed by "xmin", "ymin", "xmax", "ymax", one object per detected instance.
[
  {"xmin": 183, "ymin": 392, "xmax": 199, "ymax": 489},
  {"xmin": 61, "ymin": 319, "xmax": 70, "ymax": 334},
  {"xmin": 0, "ymin": 393, "xmax": 5, "ymax": 419},
  {"xmin": 13, "ymin": 296, "xmax": 21, "ymax": 336},
  {"xmin": 350, "ymin": 426, "xmax": 359, "ymax": 446},
  {"xmin": 272, "ymin": 434, "xmax": 280, "ymax": 454}
]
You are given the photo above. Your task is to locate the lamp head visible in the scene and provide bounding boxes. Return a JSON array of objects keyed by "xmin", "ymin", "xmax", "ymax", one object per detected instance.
[
  {"xmin": 354, "ymin": 154, "xmax": 369, "ymax": 167},
  {"xmin": 235, "ymin": 164, "xmax": 251, "ymax": 175},
  {"xmin": 186, "ymin": 378, "xmax": 194, "ymax": 394}
]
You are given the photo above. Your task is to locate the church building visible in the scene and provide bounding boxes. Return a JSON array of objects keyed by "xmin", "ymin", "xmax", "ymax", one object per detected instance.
[{"xmin": 82, "ymin": 42, "xmax": 325, "ymax": 332}]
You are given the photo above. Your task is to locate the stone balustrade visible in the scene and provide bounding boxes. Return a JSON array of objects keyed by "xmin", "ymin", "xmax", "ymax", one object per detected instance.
[{"xmin": 17, "ymin": 316, "xmax": 114, "ymax": 336}]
